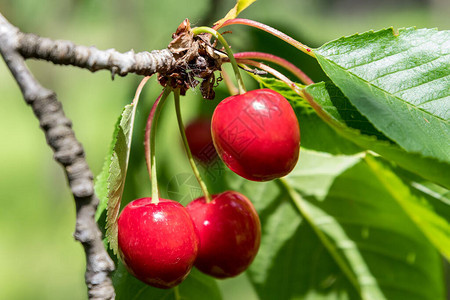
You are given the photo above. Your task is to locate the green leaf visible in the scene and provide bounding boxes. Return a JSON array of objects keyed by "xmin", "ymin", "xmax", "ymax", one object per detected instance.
[
  {"xmin": 214, "ymin": 0, "xmax": 257, "ymax": 27},
  {"xmin": 283, "ymin": 150, "xmax": 362, "ymax": 201},
  {"xmin": 225, "ymin": 150, "xmax": 445, "ymax": 300},
  {"xmin": 178, "ymin": 268, "xmax": 223, "ymax": 300},
  {"xmin": 365, "ymin": 155, "xmax": 450, "ymax": 260},
  {"xmin": 314, "ymin": 27, "xmax": 450, "ymax": 163},
  {"xmin": 305, "ymin": 81, "xmax": 450, "ymax": 189},
  {"xmin": 225, "ymin": 174, "xmax": 282, "ymax": 213},
  {"xmin": 94, "ymin": 102, "xmax": 139, "ymax": 255},
  {"xmin": 305, "ymin": 82, "xmax": 389, "ymax": 141},
  {"xmin": 235, "ymin": 0, "xmax": 256, "ymax": 15},
  {"xmin": 113, "ymin": 262, "xmax": 222, "ymax": 300}
]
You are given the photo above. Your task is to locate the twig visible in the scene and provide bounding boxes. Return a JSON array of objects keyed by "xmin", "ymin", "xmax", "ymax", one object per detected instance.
[
  {"xmin": 11, "ymin": 20, "xmax": 176, "ymax": 78},
  {"xmin": 0, "ymin": 12, "xmax": 118, "ymax": 299}
]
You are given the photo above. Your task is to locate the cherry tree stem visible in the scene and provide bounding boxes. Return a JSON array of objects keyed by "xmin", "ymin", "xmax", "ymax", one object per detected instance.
[
  {"xmin": 174, "ymin": 286, "xmax": 181, "ymax": 300},
  {"xmin": 145, "ymin": 87, "xmax": 172, "ymax": 204},
  {"xmin": 217, "ymin": 18, "xmax": 315, "ymax": 58},
  {"xmin": 174, "ymin": 90, "xmax": 213, "ymax": 203},
  {"xmin": 234, "ymin": 52, "xmax": 314, "ymax": 85},
  {"xmin": 192, "ymin": 26, "xmax": 246, "ymax": 94},
  {"xmin": 220, "ymin": 65, "xmax": 240, "ymax": 95},
  {"xmin": 144, "ymin": 89, "xmax": 164, "ymax": 182}
]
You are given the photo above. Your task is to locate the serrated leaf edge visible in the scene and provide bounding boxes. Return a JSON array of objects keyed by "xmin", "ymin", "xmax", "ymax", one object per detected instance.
[{"xmin": 314, "ymin": 27, "xmax": 450, "ymax": 163}]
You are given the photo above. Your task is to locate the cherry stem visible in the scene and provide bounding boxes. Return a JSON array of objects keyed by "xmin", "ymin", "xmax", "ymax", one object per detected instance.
[
  {"xmin": 174, "ymin": 89, "xmax": 213, "ymax": 203},
  {"xmin": 174, "ymin": 286, "xmax": 181, "ymax": 300},
  {"xmin": 192, "ymin": 26, "xmax": 246, "ymax": 94},
  {"xmin": 132, "ymin": 76, "xmax": 152, "ymax": 106},
  {"xmin": 217, "ymin": 18, "xmax": 315, "ymax": 58},
  {"xmin": 144, "ymin": 90, "xmax": 164, "ymax": 181},
  {"xmin": 234, "ymin": 52, "xmax": 314, "ymax": 85},
  {"xmin": 237, "ymin": 59, "xmax": 330, "ymax": 121},
  {"xmin": 145, "ymin": 87, "xmax": 172, "ymax": 204},
  {"xmin": 220, "ymin": 65, "xmax": 239, "ymax": 95}
]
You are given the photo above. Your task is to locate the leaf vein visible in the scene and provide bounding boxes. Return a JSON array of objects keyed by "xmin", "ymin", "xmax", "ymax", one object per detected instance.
[
  {"xmin": 393, "ymin": 73, "xmax": 450, "ymax": 96},
  {"xmin": 369, "ymin": 53, "xmax": 449, "ymax": 83},
  {"xmin": 417, "ymin": 94, "xmax": 450, "ymax": 107},
  {"xmin": 346, "ymin": 44, "xmax": 424, "ymax": 70}
]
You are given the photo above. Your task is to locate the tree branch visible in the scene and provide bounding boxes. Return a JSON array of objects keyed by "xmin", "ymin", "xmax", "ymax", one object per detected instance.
[
  {"xmin": 3, "ymin": 15, "xmax": 176, "ymax": 78},
  {"xmin": 0, "ymin": 13, "xmax": 116, "ymax": 299},
  {"xmin": 17, "ymin": 32, "xmax": 176, "ymax": 78}
]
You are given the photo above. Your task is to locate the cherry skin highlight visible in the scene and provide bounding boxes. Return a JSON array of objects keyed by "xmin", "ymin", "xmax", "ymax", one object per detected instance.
[
  {"xmin": 211, "ymin": 89, "xmax": 300, "ymax": 181},
  {"xmin": 185, "ymin": 117, "xmax": 217, "ymax": 163},
  {"xmin": 117, "ymin": 198, "xmax": 199, "ymax": 289},
  {"xmin": 186, "ymin": 191, "xmax": 261, "ymax": 278}
]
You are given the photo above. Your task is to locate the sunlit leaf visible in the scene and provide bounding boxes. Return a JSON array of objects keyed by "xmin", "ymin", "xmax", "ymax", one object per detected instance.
[
  {"xmin": 214, "ymin": 0, "xmax": 257, "ymax": 28},
  {"xmin": 314, "ymin": 27, "xmax": 450, "ymax": 163},
  {"xmin": 305, "ymin": 81, "xmax": 450, "ymax": 189}
]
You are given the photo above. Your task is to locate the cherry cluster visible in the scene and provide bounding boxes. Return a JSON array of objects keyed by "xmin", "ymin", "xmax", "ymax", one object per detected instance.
[{"xmin": 116, "ymin": 87, "xmax": 300, "ymax": 288}]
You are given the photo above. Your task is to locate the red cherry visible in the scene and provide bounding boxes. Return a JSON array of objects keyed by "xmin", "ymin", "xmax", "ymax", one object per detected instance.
[
  {"xmin": 185, "ymin": 117, "xmax": 217, "ymax": 163},
  {"xmin": 117, "ymin": 198, "xmax": 199, "ymax": 289},
  {"xmin": 211, "ymin": 89, "xmax": 300, "ymax": 181},
  {"xmin": 186, "ymin": 191, "xmax": 261, "ymax": 278}
]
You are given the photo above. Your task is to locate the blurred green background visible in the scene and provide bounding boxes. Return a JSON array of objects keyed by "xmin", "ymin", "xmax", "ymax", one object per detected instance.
[{"xmin": 0, "ymin": 0, "xmax": 448, "ymax": 299}]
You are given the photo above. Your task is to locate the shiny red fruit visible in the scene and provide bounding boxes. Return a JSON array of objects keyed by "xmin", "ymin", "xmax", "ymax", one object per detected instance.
[
  {"xmin": 185, "ymin": 117, "xmax": 217, "ymax": 163},
  {"xmin": 211, "ymin": 89, "xmax": 300, "ymax": 181},
  {"xmin": 117, "ymin": 198, "xmax": 199, "ymax": 289},
  {"xmin": 186, "ymin": 191, "xmax": 261, "ymax": 278}
]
